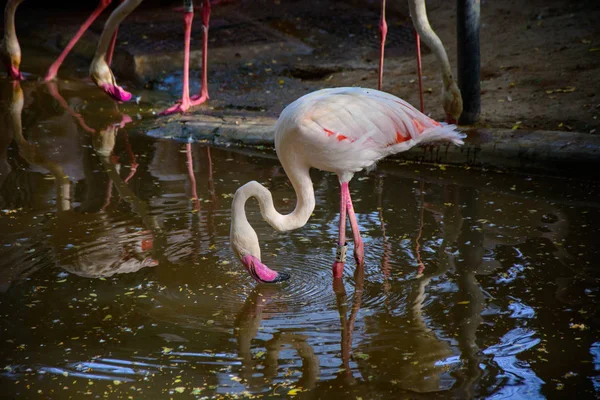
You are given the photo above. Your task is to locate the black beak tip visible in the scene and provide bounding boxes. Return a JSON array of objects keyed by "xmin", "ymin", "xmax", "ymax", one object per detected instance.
[{"xmin": 270, "ymin": 271, "xmax": 291, "ymax": 283}]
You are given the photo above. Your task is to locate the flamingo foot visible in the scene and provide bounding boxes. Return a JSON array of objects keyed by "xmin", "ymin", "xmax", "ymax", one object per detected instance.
[
  {"xmin": 159, "ymin": 99, "xmax": 191, "ymax": 116},
  {"xmin": 99, "ymin": 83, "xmax": 132, "ymax": 102},
  {"xmin": 332, "ymin": 261, "xmax": 344, "ymax": 279},
  {"xmin": 241, "ymin": 254, "xmax": 290, "ymax": 283},
  {"xmin": 190, "ymin": 92, "xmax": 209, "ymax": 106},
  {"xmin": 44, "ymin": 64, "xmax": 59, "ymax": 82}
]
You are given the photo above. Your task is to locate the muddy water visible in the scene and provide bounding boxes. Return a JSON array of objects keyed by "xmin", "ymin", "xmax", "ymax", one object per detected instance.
[{"xmin": 0, "ymin": 79, "xmax": 599, "ymax": 400}]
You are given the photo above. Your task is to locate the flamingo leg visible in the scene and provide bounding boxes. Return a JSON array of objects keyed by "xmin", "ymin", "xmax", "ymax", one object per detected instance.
[
  {"xmin": 333, "ymin": 182, "xmax": 349, "ymax": 279},
  {"xmin": 415, "ymin": 31, "xmax": 425, "ymax": 113},
  {"xmin": 160, "ymin": 8, "xmax": 194, "ymax": 115},
  {"xmin": 377, "ymin": 0, "xmax": 387, "ymax": 91},
  {"xmin": 189, "ymin": 0, "xmax": 210, "ymax": 105},
  {"xmin": 45, "ymin": 0, "xmax": 113, "ymax": 82},
  {"xmin": 343, "ymin": 183, "xmax": 364, "ymax": 266}
]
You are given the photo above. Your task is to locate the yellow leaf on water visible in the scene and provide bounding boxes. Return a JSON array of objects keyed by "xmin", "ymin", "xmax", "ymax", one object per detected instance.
[
  {"xmin": 174, "ymin": 387, "xmax": 185, "ymax": 393},
  {"xmin": 288, "ymin": 389, "xmax": 301, "ymax": 395},
  {"xmin": 457, "ymin": 301, "xmax": 470, "ymax": 305},
  {"xmin": 103, "ymin": 315, "xmax": 112, "ymax": 321}
]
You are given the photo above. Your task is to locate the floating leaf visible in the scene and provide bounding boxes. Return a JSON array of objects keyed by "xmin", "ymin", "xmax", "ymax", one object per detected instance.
[
  {"xmin": 457, "ymin": 300, "xmax": 470, "ymax": 305},
  {"xmin": 103, "ymin": 315, "xmax": 112, "ymax": 321},
  {"xmin": 354, "ymin": 352, "xmax": 370, "ymax": 360},
  {"xmin": 174, "ymin": 387, "xmax": 185, "ymax": 393}
]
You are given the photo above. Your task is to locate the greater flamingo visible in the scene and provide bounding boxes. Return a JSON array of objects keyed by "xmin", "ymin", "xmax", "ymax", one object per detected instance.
[
  {"xmin": 1, "ymin": 0, "xmax": 121, "ymax": 82},
  {"xmin": 378, "ymin": 0, "xmax": 463, "ymax": 123},
  {"xmin": 230, "ymin": 87, "xmax": 465, "ymax": 283}
]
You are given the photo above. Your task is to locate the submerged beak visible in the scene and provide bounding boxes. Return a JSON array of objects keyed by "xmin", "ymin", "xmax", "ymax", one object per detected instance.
[{"xmin": 241, "ymin": 254, "xmax": 290, "ymax": 284}]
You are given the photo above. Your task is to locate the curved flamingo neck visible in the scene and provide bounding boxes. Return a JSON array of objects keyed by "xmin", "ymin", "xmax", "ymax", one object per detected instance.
[
  {"xmin": 408, "ymin": 0, "xmax": 453, "ymax": 87},
  {"xmin": 235, "ymin": 164, "xmax": 314, "ymax": 232},
  {"xmin": 231, "ymin": 163, "xmax": 315, "ymax": 259},
  {"xmin": 4, "ymin": 0, "xmax": 24, "ymax": 40}
]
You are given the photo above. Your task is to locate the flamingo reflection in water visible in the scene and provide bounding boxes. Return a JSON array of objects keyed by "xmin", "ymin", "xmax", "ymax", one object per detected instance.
[{"xmin": 0, "ymin": 80, "xmax": 158, "ymax": 281}]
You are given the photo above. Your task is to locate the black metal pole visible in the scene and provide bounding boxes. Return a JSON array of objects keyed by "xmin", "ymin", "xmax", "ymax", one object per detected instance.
[{"xmin": 457, "ymin": 0, "xmax": 481, "ymax": 125}]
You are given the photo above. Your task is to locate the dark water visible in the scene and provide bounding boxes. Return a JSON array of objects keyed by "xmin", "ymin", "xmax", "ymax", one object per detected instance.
[{"xmin": 0, "ymin": 79, "xmax": 599, "ymax": 400}]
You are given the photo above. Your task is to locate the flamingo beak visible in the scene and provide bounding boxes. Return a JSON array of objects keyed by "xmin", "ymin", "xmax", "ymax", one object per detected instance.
[{"xmin": 240, "ymin": 254, "xmax": 290, "ymax": 283}]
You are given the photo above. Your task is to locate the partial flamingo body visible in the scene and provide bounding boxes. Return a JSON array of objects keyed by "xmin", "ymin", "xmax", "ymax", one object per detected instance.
[
  {"xmin": 230, "ymin": 87, "xmax": 465, "ymax": 283},
  {"xmin": 1, "ymin": 0, "xmax": 121, "ymax": 83},
  {"xmin": 378, "ymin": 0, "xmax": 463, "ymax": 122}
]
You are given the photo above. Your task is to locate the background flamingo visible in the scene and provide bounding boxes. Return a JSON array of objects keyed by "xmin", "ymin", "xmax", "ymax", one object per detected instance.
[
  {"xmin": 88, "ymin": 0, "xmax": 211, "ymax": 108},
  {"xmin": 1, "ymin": 0, "xmax": 121, "ymax": 82},
  {"xmin": 230, "ymin": 87, "xmax": 465, "ymax": 284},
  {"xmin": 378, "ymin": 0, "xmax": 463, "ymax": 123}
]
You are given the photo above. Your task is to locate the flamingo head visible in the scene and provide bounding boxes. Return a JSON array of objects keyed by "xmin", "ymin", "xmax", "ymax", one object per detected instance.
[
  {"xmin": 240, "ymin": 254, "xmax": 290, "ymax": 284},
  {"xmin": 230, "ymin": 192, "xmax": 290, "ymax": 284},
  {"xmin": 442, "ymin": 80, "xmax": 463, "ymax": 124},
  {"xmin": 89, "ymin": 57, "xmax": 132, "ymax": 102},
  {"xmin": 1, "ymin": 37, "xmax": 23, "ymax": 81}
]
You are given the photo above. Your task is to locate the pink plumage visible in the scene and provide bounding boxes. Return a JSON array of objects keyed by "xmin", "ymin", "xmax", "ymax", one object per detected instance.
[{"xmin": 231, "ymin": 87, "xmax": 465, "ymax": 284}]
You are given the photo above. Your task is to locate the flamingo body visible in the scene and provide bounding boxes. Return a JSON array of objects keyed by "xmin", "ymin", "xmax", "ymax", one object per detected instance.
[
  {"xmin": 231, "ymin": 87, "xmax": 465, "ymax": 284},
  {"xmin": 276, "ymin": 87, "xmax": 462, "ymax": 179}
]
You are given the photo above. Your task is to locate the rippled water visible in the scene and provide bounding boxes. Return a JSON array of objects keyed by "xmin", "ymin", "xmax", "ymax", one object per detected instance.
[{"xmin": 1, "ymin": 79, "xmax": 599, "ymax": 399}]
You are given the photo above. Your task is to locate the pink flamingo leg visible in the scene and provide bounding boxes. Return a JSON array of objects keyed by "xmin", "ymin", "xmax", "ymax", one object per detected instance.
[
  {"xmin": 160, "ymin": 10, "xmax": 194, "ymax": 115},
  {"xmin": 44, "ymin": 0, "xmax": 113, "ymax": 82},
  {"xmin": 344, "ymin": 184, "xmax": 364, "ymax": 266},
  {"xmin": 415, "ymin": 31, "xmax": 425, "ymax": 113},
  {"xmin": 377, "ymin": 0, "xmax": 387, "ymax": 91},
  {"xmin": 333, "ymin": 182, "xmax": 348, "ymax": 279},
  {"xmin": 189, "ymin": 0, "xmax": 211, "ymax": 105}
]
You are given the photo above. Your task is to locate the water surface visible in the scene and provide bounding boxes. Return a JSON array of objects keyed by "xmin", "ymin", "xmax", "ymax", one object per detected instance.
[{"xmin": 0, "ymin": 79, "xmax": 599, "ymax": 399}]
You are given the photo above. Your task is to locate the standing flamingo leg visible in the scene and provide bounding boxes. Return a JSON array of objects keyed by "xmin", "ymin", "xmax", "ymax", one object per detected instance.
[
  {"xmin": 160, "ymin": 4, "xmax": 194, "ymax": 115},
  {"xmin": 344, "ymin": 184, "xmax": 364, "ymax": 266},
  {"xmin": 415, "ymin": 31, "xmax": 425, "ymax": 113},
  {"xmin": 333, "ymin": 182, "xmax": 349, "ymax": 279},
  {"xmin": 377, "ymin": 0, "xmax": 387, "ymax": 91},
  {"xmin": 45, "ymin": 0, "xmax": 113, "ymax": 82},
  {"xmin": 189, "ymin": 0, "xmax": 210, "ymax": 105}
]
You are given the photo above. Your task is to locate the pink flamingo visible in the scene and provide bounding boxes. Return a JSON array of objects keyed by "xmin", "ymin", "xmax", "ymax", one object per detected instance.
[
  {"xmin": 230, "ymin": 87, "xmax": 465, "ymax": 283},
  {"xmin": 378, "ymin": 0, "xmax": 463, "ymax": 123},
  {"xmin": 1, "ymin": 0, "xmax": 121, "ymax": 82}
]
